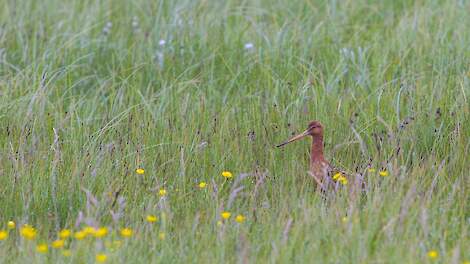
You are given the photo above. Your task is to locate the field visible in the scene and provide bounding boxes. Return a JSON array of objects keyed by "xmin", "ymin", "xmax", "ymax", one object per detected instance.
[{"xmin": 0, "ymin": 0, "xmax": 469, "ymax": 263}]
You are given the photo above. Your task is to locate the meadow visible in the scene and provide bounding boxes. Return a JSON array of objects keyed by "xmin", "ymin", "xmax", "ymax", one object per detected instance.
[{"xmin": 0, "ymin": 0, "xmax": 469, "ymax": 263}]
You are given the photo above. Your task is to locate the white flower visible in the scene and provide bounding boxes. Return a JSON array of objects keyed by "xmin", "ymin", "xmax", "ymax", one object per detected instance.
[
  {"xmin": 102, "ymin": 21, "xmax": 112, "ymax": 35},
  {"xmin": 244, "ymin": 42, "xmax": 254, "ymax": 50},
  {"xmin": 132, "ymin": 17, "xmax": 139, "ymax": 28},
  {"xmin": 159, "ymin": 39, "xmax": 166, "ymax": 46}
]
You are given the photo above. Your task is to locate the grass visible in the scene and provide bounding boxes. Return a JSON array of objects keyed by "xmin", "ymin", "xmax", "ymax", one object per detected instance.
[{"xmin": 0, "ymin": 0, "xmax": 469, "ymax": 263}]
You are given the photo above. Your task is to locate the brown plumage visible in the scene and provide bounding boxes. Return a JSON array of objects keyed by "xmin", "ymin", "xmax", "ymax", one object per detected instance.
[{"xmin": 277, "ymin": 121, "xmax": 339, "ymax": 191}]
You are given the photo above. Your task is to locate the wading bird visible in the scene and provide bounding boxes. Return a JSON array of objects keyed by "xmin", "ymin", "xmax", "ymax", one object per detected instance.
[{"xmin": 277, "ymin": 121, "xmax": 346, "ymax": 191}]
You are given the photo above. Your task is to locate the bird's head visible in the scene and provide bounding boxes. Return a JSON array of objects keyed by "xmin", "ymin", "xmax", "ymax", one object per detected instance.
[
  {"xmin": 276, "ymin": 120, "xmax": 324, "ymax": 147},
  {"xmin": 307, "ymin": 121, "xmax": 323, "ymax": 136}
]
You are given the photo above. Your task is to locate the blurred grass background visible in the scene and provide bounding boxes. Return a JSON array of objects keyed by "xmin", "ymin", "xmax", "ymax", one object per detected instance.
[{"xmin": 0, "ymin": 0, "xmax": 469, "ymax": 263}]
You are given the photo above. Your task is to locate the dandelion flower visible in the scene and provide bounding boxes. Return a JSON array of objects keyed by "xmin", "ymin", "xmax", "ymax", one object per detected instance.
[
  {"xmin": 94, "ymin": 227, "xmax": 108, "ymax": 238},
  {"xmin": 198, "ymin": 182, "xmax": 207, "ymax": 189},
  {"xmin": 96, "ymin": 253, "xmax": 108, "ymax": 263},
  {"xmin": 159, "ymin": 189, "xmax": 167, "ymax": 197},
  {"xmin": 427, "ymin": 250, "xmax": 438, "ymax": 259},
  {"xmin": 333, "ymin": 173, "xmax": 347, "ymax": 185},
  {"xmin": 158, "ymin": 232, "xmax": 165, "ymax": 240},
  {"xmin": 51, "ymin": 239, "xmax": 65, "ymax": 249},
  {"xmin": 235, "ymin": 215, "xmax": 246, "ymax": 223},
  {"xmin": 74, "ymin": 231, "xmax": 86, "ymax": 240},
  {"xmin": 379, "ymin": 170, "xmax": 388, "ymax": 177},
  {"xmin": 333, "ymin": 172, "xmax": 342, "ymax": 180},
  {"xmin": 136, "ymin": 168, "xmax": 145, "ymax": 175},
  {"xmin": 62, "ymin": 250, "xmax": 72, "ymax": 257},
  {"xmin": 59, "ymin": 229, "xmax": 71, "ymax": 239},
  {"xmin": 7, "ymin": 221, "xmax": 15, "ymax": 229},
  {"xmin": 367, "ymin": 168, "xmax": 376, "ymax": 173},
  {"xmin": 36, "ymin": 243, "xmax": 48, "ymax": 253},
  {"xmin": 221, "ymin": 211, "xmax": 231, "ymax": 220},
  {"xmin": 0, "ymin": 230, "xmax": 8, "ymax": 240},
  {"xmin": 82, "ymin": 226, "xmax": 96, "ymax": 236},
  {"xmin": 222, "ymin": 171, "xmax": 233, "ymax": 179},
  {"xmin": 20, "ymin": 225, "xmax": 36, "ymax": 240},
  {"xmin": 146, "ymin": 215, "xmax": 158, "ymax": 223},
  {"xmin": 120, "ymin": 228, "xmax": 132, "ymax": 238}
]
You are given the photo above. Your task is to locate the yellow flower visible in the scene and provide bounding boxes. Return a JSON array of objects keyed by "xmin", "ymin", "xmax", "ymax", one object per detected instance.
[
  {"xmin": 221, "ymin": 211, "xmax": 231, "ymax": 220},
  {"xmin": 20, "ymin": 225, "xmax": 37, "ymax": 240},
  {"xmin": 0, "ymin": 230, "xmax": 8, "ymax": 240},
  {"xmin": 74, "ymin": 231, "xmax": 86, "ymax": 240},
  {"xmin": 333, "ymin": 173, "xmax": 348, "ymax": 185},
  {"xmin": 51, "ymin": 239, "xmax": 65, "ymax": 249},
  {"xmin": 62, "ymin": 250, "xmax": 72, "ymax": 257},
  {"xmin": 341, "ymin": 217, "xmax": 348, "ymax": 223},
  {"xmin": 136, "ymin": 168, "xmax": 145, "ymax": 175},
  {"xmin": 94, "ymin": 227, "xmax": 108, "ymax": 238},
  {"xmin": 427, "ymin": 250, "xmax": 438, "ymax": 259},
  {"xmin": 82, "ymin": 226, "xmax": 96, "ymax": 236},
  {"xmin": 379, "ymin": 170, "xmax": 388, "ymax": 177},
  {"xmin": 59, "ymin": 229, "xmax": 71, "ymax": 239},
  {"xmin": 222, "ymin": 171, "xmax": 233, "ymax": 179},
  {"xmin": 146, "ymin": 215, "xmax": 158, "ymax": 223},
  {"xmin": 36, "ymin": 243, "xmax": 48, "ymax": 253},
  {"xmin": 158, "ymin": 232, "xmax": 165, "ymax": 240},
  {"xmin": 7, "ymin": 221, "xmax": 15, "ymax": 229},
  {"xmin": 120, "ymin": 228, "xmax": 132, "ymax": 238},
  {"xmin": 198, "ymin": 182, "xmax": 207, "ymax": 189},
  {"xmin": 462, "ymin": 261, "xmax": 470, "ymax": 264},
  {"xmin": 332, "ymin": 172, "xmax": 342, "ymax": 180},
  {"xmin": 159, "ymin": 189, "xmax": 167, "ymax": 197},
  {"xmin": 367, "ymin": 168, "xmax": 376, "ymax": 173},
  {"xmin": 235, "ymin": 214, "xmax": 246, "ymax": 223},
  {"xmin": 96, "ymin": 253, "xmax": 108, "ymax": 263}
]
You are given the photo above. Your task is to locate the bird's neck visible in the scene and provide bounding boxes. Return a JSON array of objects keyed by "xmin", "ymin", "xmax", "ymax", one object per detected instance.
[{"xmin": 310, "ymin": 134, "xmax": 324, "ymax": 162}]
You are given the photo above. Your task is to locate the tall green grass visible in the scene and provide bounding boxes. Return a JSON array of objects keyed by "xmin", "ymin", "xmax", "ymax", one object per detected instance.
[{"xmin": 0, "ymin": 0, "xmax": 468, "ymax": 263}]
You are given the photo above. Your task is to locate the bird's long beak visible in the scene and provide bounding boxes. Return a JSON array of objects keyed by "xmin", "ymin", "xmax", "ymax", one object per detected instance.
[{"xmin": 276, "ymin": 128, "xmax": 310, "ymax": 147}]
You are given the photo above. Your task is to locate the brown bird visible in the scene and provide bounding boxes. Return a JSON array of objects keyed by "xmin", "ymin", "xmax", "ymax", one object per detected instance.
[{"xmin": 277, "ymin": 121, "xmax": 344, "ymax": 191}]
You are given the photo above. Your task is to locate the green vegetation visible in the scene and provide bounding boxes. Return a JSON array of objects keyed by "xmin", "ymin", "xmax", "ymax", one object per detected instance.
[{"xmin": 0, "ymin": 0, "xmax": 468, "ymax": 263}]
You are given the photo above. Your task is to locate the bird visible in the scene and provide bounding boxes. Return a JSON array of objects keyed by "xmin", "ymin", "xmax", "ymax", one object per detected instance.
[{"xmin": 276, "ymin": 121, "xmax": 347, "ymax": 192}]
